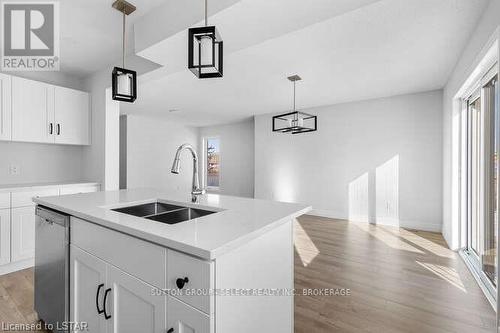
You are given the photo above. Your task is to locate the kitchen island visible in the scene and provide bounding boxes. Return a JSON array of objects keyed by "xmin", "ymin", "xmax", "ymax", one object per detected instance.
[{"xmin": 33, "ymin": 188, "xmax": 310, "ymax": 333}]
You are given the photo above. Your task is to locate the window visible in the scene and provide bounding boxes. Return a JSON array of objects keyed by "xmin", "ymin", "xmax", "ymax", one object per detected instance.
[
  {"xmin": 205, "ymin": 138, "xmax": 220, "ymax": 188},
  {"xmin": 463, "ymin": 68, "xmax": 498, "ymax": 290}
]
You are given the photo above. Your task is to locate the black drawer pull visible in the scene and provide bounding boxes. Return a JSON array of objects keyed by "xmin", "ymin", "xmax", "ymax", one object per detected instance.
[
  {"xmin": 103, "ymin": 288, "xmax": 112, "ymax": 319},
  {"xmin": 167, "ymin": 329, "xmax": 174, "ymax": 333},
  {"xmin": 96, "ymin": 284, "xmax": 104, "ymax": 314},
  {"xmin": 176, "ymin": 277, "xmax": 189, "ymax": 289}
]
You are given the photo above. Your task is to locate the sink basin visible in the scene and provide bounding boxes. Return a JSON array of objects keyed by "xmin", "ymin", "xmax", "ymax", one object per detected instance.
[
  {"xmin": 111, "ymin": 201, "xmax": 217, "ymax": 225},
  {"xmin": 112, "ymin": 202, "xmax": 184, "ymax": 217},
  {"xmin": 146, "ymin": 208, "xmax": 215, "ymax": 224}
]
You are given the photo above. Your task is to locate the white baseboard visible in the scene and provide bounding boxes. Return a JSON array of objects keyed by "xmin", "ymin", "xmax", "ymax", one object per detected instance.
[
  {"xmin": 306, "ymin": 210, "xmax": 442, "ymax": 232},
  {"xmin": 307, "ymin": 209, "xmax": 347, "ymax": 220},
  {"xmin": 0, "ymin": 258, "xmax": 34, "ymax": 275},
  {"xmin": 398, "ymin": 220, "xmax": 441, "ymax": 232}
]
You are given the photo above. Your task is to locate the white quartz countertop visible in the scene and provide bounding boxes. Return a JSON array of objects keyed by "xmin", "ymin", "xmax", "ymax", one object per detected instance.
[
  {"xmin": 0, "ymin": 181, "xmax": 100, "ymax": 193},
  {"xmin": 33, "ymin": 188, "xmax": 311, "ymax": 260}
]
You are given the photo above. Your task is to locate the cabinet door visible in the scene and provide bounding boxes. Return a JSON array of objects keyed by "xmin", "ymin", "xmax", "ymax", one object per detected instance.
[
  {"xmin": 167, "ymin": 297, "xmax": 212, "ymax": 333},
  {"xmin": 106, "ymin": 265, "xmax": 165, "ymax": 333},
  {"xmin": 11, "ymin": 206, "xmax": 35, "ymax": 261},
  {"xmin": 11, "ymin": 76, "xmax": 54, "ymax": 143},
  {"xmin": 54, "ymin": 86, "xmax": 90, "ymax": 145},
  {"xmin": 70, "ymin": 245, "xmax": 107, "ymax": 333},
  {"xmin": 0, "ymin": 209, "xmax": 10, "ymax": 265},
  {"xmin": 0, "ymin": 74, "xmax": 12, "ymax": 141}
]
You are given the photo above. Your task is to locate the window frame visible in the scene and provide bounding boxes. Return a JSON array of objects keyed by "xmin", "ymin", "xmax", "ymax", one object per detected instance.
[
  {"xmin": 203, "ymin": 136, "xmax": 221, "ymax": 191},
  {"xmin": 460, "ymin": 62, "xmax": 499, "ymax": 303}
]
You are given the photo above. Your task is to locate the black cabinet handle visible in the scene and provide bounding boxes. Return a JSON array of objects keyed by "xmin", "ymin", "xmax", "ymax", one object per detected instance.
[
  {"xmin": 103, "ymin": 288, "xmax": 112, "ymax": 319},
  {"xmin": 176, "ymin": 277, "xmax": 189, "ymax": 289},
  {"xmin": 167, "ymin": 329, "xmax": 174, "ymax": 333},
  {"xmin": 49, "ymin": 123, "xmax": 53, "ymax": 135},
  {"xmin": 56, "ymin": 124, "xmax": 61, "ymax": 135},
  {"xmin": 96, "ymin": 284, "xmax": 104, "ymax": 314}
]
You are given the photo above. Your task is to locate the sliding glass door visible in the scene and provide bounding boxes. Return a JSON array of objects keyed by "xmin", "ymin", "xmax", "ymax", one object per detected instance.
[
  {"xmin": 466, "ymin": 92, "xmax": 481, "ymax": 263},
  {"xmin": 484, "ymin": 77, "xmax": 498, "ymax": 286},
  {"xmin": 464, "ymin": 71, "xmax": 498, "ymax": 292}
]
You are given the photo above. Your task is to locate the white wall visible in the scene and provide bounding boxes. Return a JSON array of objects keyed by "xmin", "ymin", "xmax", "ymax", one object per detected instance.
[
  {"xmin": 0, "ymin": 72, "xmax": 85, "ymax": 186},
  {"xmin": 82, "ymin": 55, "xmax": 160, "ymax": 189},
  {"xmin": 442, "ymin": 0, "xmax": 500, "ymax": 250},
  {"xmin": 127, "ymin": 115, "xmax": 198, "ymax": 191},
  {"xmin": 0, "ymin": 142, "xmax": 83, "ymax": 185},
  {"xmin": 198, "ymin": 118, "xmax": 255, "ymax": 198},
  {"xmin": 255, "ymin": 90, "xmax": 443, "ymax": 232}
]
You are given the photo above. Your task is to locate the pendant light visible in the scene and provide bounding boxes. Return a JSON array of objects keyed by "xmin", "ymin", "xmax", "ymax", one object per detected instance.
[
  {"xmin": 188, "ymin": 0, "xmax": 223, "ymax": 78},
  {"xmin": 272, "ymin": 75, "xmax": 317, "ymax": 134},
  {"xmin": 111, "ymin": 0, "xmax": 137, "ymax": 103}
]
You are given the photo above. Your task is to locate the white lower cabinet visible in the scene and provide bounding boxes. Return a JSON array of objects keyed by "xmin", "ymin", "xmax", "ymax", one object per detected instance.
[
  {"xmin": 167, "ymin": 297, "xmax": 211, "ymax": 333},
  {"xmin": 0, "ymin": 183, "xmax": 100, "ymax": 275},
  {"xmin": 71, "ymin": 246, "xmax": 107, "ymax": 333},
  {"xmin": 106, "ymin": 265, "xmax": 165, "ymax": 333},
  {"xmin": 0, "ymin": 209, "xmax": 10, "ymax": 265},
  {"xmin": 70, "ymin": 245, "xmax": 166, "ymax": 333},
  {"xmin": 11, "ymin": 206, "xmax": 36, "ymax": 261}
]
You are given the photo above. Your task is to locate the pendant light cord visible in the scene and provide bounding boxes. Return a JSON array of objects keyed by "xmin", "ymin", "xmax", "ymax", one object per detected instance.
[
  {"xmin": 293, "ymin": 80, "xmax": 296, "ymax": 111},
  {"xmin": 204, "ymin": 0, "xmax": 208, "ymax": 26},
  {"xmin": 122, "ymin": 9, "xmax": 126, "ymax": 68}
]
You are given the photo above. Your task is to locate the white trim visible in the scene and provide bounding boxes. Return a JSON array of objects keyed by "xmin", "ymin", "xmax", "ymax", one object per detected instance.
[
  {"xmin": 202, "ymin": 136, "xmax": 221, "ymax": 190},
  {"xmin": 307, "ymin": 210, "xmax": 441, "ymax": 232},
  {"xmin": 0, "ymin": 258, "xmax": 33, "ymax": 275},
  {"xmin": 460, "ymin": 250, "xmax": 496, "ymax": 311},
  {"xmin": 308, "ymin": 209, "xmax": 346, "ymax": 220},
  {"xmin": 455, "ymin": 28, "xmax": 499, "ymax": 100}
]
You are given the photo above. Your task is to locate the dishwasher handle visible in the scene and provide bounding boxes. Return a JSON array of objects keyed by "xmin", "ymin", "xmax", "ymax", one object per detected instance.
[{"xmin": 36, "ymin": 206, "xmax": 69, "ymax": 227}]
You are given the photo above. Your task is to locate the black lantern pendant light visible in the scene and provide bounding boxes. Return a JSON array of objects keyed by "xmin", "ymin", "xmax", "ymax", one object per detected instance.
[
  {"xmin": 112, "ymin": 0, "xmax": 137, "ymax": 103},
  {"xmin": 188, "ymin": 0, "xmax": 223, "ymax": 78},
  {"xmin": 272, "ymin": 75, "xmax": 317, "ymax": 134}
]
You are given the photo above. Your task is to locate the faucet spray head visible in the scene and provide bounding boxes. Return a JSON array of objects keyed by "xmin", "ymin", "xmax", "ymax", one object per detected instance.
[{"xmin": 171, "ymin": 158, "xmax": 181, "ymax": 174}]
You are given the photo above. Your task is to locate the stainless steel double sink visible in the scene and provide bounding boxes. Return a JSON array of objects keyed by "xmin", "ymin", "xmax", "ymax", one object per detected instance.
[{"xmin": 112, "ymin": 202, "xmax": 216, "ymax": 225}]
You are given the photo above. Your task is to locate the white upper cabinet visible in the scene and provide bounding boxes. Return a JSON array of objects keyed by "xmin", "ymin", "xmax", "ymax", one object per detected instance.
[
  {"xmin": 10, "ymin": 75, "xmax": 90, "ymax": 145},
  {"xmin": 54, "ymin": 86, "xmax": 90, "ymax": 145},
  {"xmin": 0, "ymin": 74, "xmax": 12, "ymax": 141},
  {"xmin": 12, "ymin": 76, "xmax": 54, "ymax": 144}
]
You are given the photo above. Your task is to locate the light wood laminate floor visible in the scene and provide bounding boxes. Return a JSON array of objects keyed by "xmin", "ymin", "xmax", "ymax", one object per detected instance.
[
  {"xmin": 0, "ymin": 216, "xmax": 496, "ymax": 332},
  {"xmin": 294, "ymin": 216, "xmax": 496, "ymax": 332}
]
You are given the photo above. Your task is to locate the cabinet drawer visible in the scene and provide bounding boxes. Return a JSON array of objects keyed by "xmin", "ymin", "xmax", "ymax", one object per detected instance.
[
  {"xmin": 167, "ymin": 250, "xmax": 214, "ymax": 314},
  {"xmin": 71, "ymin": 217, "xmax": 166, "ymax": 288},
  {"xmin": 0, "ymin": 193, "xmax": 10, "ymax": 209},
  {"xmin": 11, "ymin": 188, "xmax": 59, "ymax": 208},
  {"xmin": 167, "ymin": 296, "xmax": 212, "ymax": 333},
  {"xmin": 60, "ymin": 185, "xmax": 99, "ymax": 195}
]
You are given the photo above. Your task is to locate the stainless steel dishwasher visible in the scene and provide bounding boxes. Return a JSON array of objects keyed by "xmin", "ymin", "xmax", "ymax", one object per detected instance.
[{"xmin": 34, "ymin": 206, "xmax": 70, "ymax": 333}]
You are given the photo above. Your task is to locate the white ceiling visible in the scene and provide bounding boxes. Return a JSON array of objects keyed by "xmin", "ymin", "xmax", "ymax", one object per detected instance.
[
  {"xmin": 121, "ymin": 0, "xmax": 489, "ymax": 126},
  {"xmin": 58, "ymin": 0, "xmax": 166, "ymax": 76}
]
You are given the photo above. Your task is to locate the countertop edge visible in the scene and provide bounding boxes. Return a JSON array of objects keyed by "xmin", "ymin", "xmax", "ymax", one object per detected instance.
[
  {"xmin": 209, "ymin": 205, "xmax": 312, "ymax": 260},
  {"xmin": 34, "ymin": 198, "xmax": 312, "ymax": 260}
]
